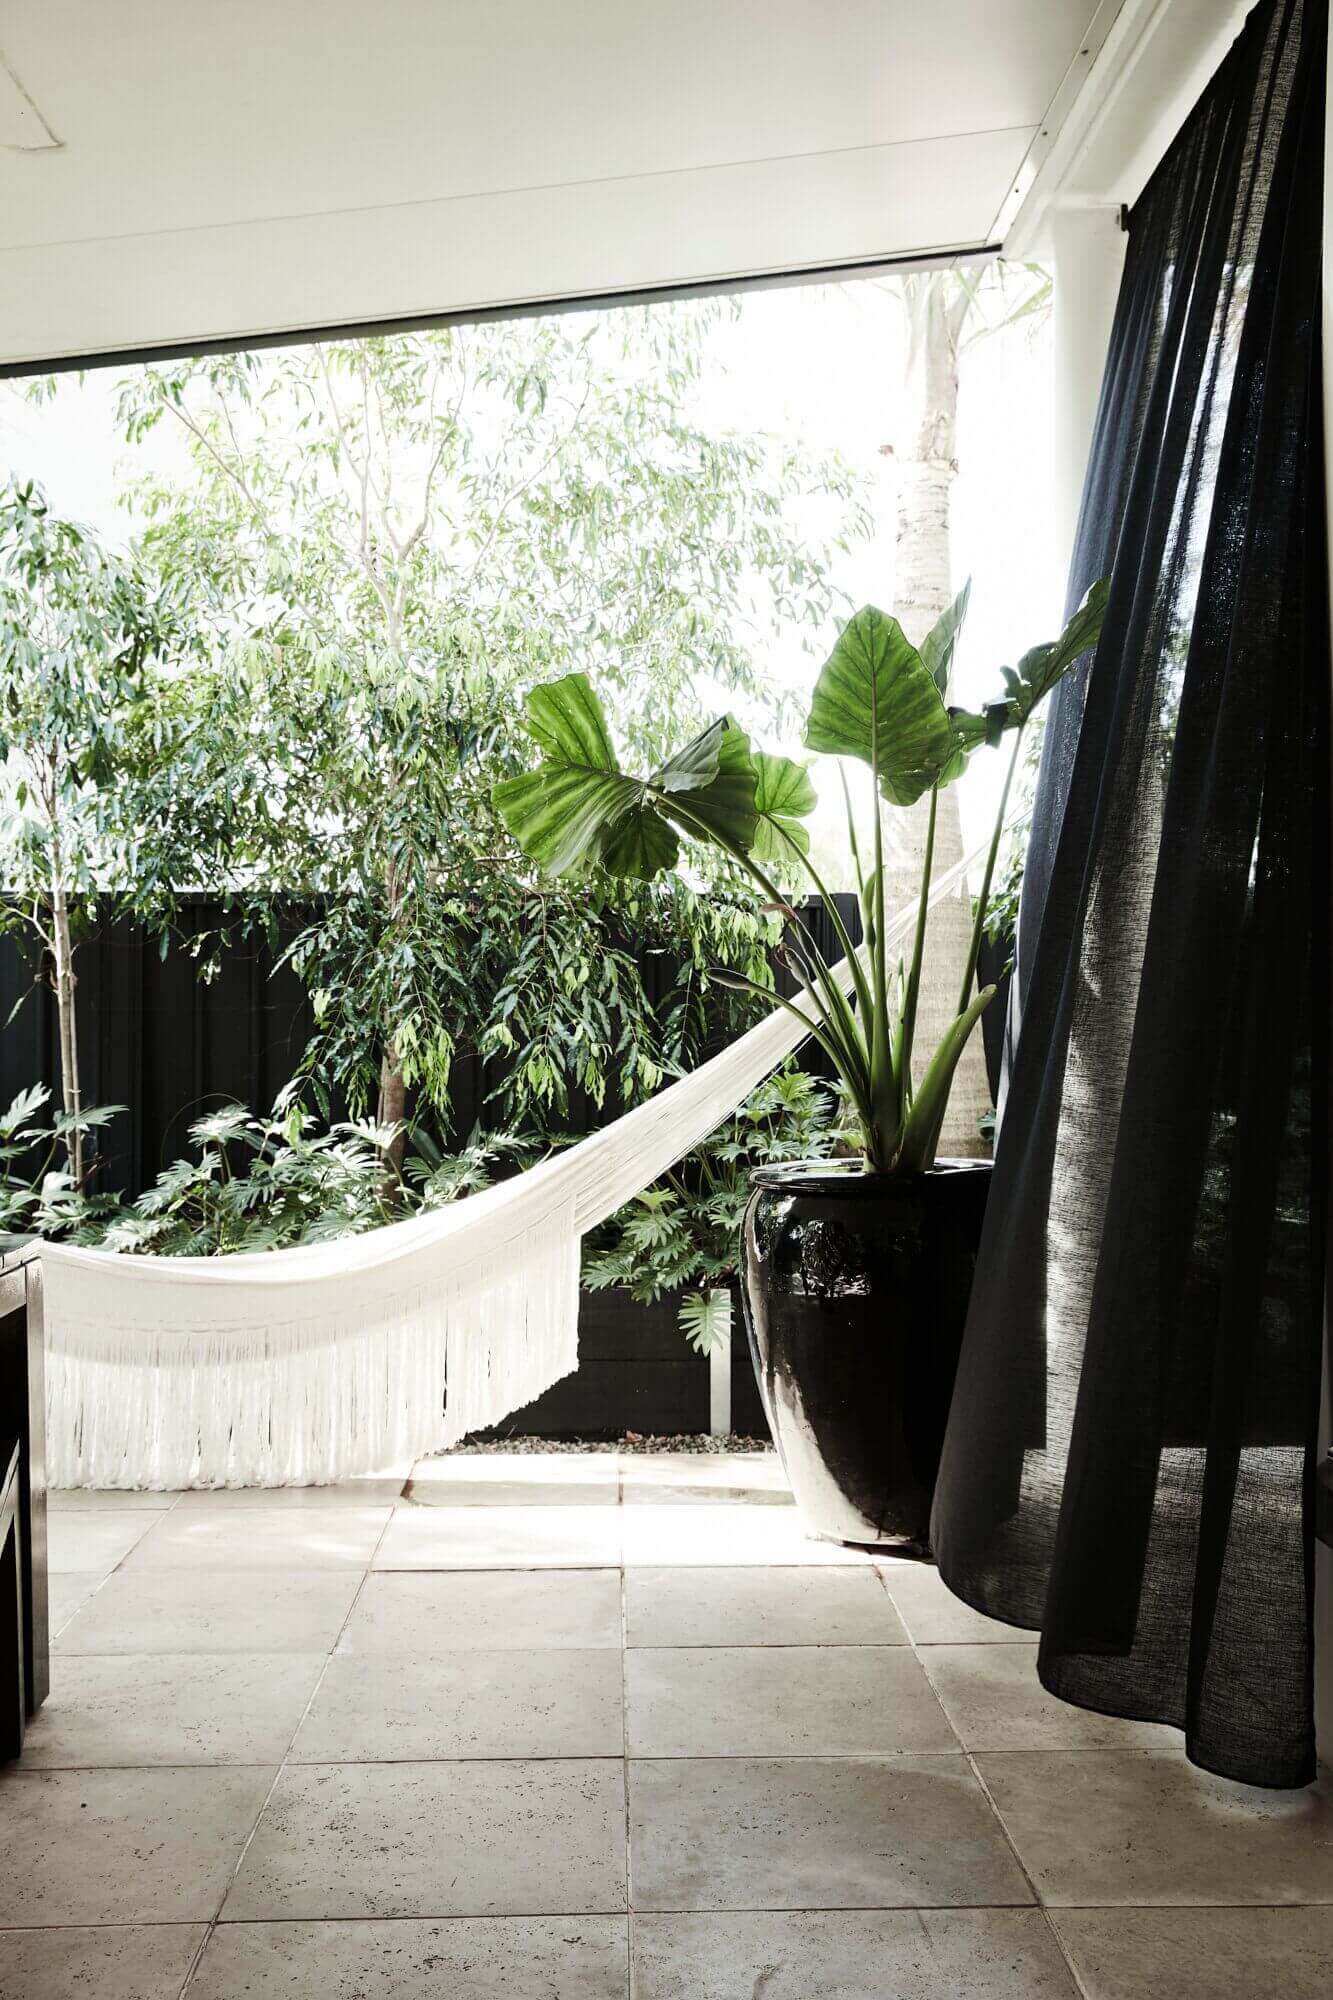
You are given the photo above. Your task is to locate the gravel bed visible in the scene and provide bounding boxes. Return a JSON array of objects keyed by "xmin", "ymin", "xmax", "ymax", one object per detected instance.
[{"xmin": 443, "ymin": 1433, "xmax": 772, "ymax": 1455}]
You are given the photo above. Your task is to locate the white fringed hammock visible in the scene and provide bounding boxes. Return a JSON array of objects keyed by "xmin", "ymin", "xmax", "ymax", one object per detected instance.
[{"xmin": 41, "ymin": 847, "xmax": 982, "ymax": 1487}]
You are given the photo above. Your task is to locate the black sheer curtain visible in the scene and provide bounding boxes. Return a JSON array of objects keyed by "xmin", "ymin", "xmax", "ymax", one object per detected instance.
[{"xmin": 932, "ymin": 0, "xmax": 1328, "ymax": 1789}]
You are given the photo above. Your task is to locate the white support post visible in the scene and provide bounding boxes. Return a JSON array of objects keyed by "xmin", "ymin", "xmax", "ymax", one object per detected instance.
[
  {"xmin": 707, "ymin": 1289, "xmax": 733, "ymax": 1439},
  {"xmin": 1051, "ymin": 205, "xmax": 1129, "ymax": 588}
]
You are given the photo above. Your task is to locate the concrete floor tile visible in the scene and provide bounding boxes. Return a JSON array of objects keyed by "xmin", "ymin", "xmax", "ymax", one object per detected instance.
[
  {"xmin": 921, "ymin": 1646, "xmax": 1181, "ymax": 1750},
  {"xmin": 621, "ymin": 1505, "xmax": 875, "ymax": 1568},
  {"xmin": 338, "ymin": 1567, "xmax": 623, "ymax": 1652},
  {"xmin": 632, "ymin": 1909, "xmax": 1079, "ymax": 1999},
  {"xmin": 45, "ymin": 1570, "xmax": 105, "ymax": 1637},
  {"xmin": 977, "ymin": 1752, "xmax": 1333, "ymax": 1906},
  {"xmin": 224, "ymin": 1759, "xmax": 627, "ymax": 1919},
  {"xmin": 190, "ymin": 1916, "xmax": 628, "ymax": 1997},
  {"xmin": 123, "ymin": 1505, "xmax": 390, "ymax": 1570},
  {"xmin": 54, "ymin": 1566, "xmax": 362, "ymax": 1655},
  {"xmin": 44, "ymin": 1510, "xmax": 161, "ymax": 1575},
  {"xmin": 627, "ymin": 1646, "xmax": 957, "ymax": 1757},
  {"xmin": 0, "ymin": 1766, "xmax": 275, "ymax": 1924},
  {"xmin": 374, "ymin": 1505, "xmax": 622, "ymax": 1569},
  {"xmin": 172, "ymin": 1477, "xmax": 406, "ymax": 1507},
  {"xmin": 406, "ymin": 1478, "xmax": 621, "ymax": 1506},
  {"xmin": 881, "ymin": 1565, "xmax": 1033, "ymax": 1643},
  {"xmin": 292, "ymin": 1648, "xmax": 624, "ymax": 1760},
  {"xmin": 630, "ymin": 1756, "xmax": 1034, "ymax": 1911},
  {"xmin": 22, "ymin": 1653, "xmax": 326, "ymax": 1766},
  {"xmin": 407, "ymin": 1455, "xmax": 621, "ymax": 1507},
  {"xmin": 621, "ymin": 1452, "xmax": 790, "ymax": 1506},
  {"xmin": 0, "ymin": 1924, "xmax": 206, "ymax": 2000},
  {"xmin": 625, "ymin": 1566, "xmax": 907, "ymax": 1647},
  {"xmin": 1051, "ymin": 1907, "xmax": 1333, "ymax": 1997}
]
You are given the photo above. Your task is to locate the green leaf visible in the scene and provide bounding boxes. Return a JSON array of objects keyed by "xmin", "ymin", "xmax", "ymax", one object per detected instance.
[
  {"xmin": 940, "ymin": 579, "xmax": 1110, "ymax": 782},
  {"xmin": 804, "ymin": 605, "xmax": 955, "ymax": 806},
  {"xmin": 651, "ymin": 716, "xmax": 727, "ymax": 793},
  {"xmin": 678, "ymin": 1285, "xmax": 733, "ymax": 1355},
  {"xmin": 596, "ymin": 801, "xmax": 680, "ymax": 878},
  {"xmin": 497, "ymin": 678, "xmax": 766, "ymax": 880},
  {"xmin": 980, "ymin": 578, "xmax": 1111, "ymax": 734},
  {"xmin": 898, "ymin": 984, "xmax": 996, "ymax": 1172},
  {"xmin": 523, "ymin": 672, "xmax": 620, "ymax": 768},
  {"xmin": 655, "ymin": 720, "xmax": 759, "ymax": 854},
  {"xmin": 749, "ymin": 751, "xmax": 816, "ymax": 864},
  {"xmin": 0, "ymin": 1082, "xmax": 49, "ymax": 1136},
  {"xmin": 919, "ymin": 579, "xmax": 972, "ymax": 696},
  {"xmin": 494, "ymin": 672, "xmax": 646, "ymax": 874}
]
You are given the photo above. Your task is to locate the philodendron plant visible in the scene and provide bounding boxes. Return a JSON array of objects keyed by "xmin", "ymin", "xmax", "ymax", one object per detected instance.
[{"xmin": 496, "ymin": 580, "xmax": 1107, "ymax": 1176}]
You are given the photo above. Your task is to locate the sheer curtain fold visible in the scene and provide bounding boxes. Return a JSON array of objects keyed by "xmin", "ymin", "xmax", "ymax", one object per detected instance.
[{"xmin": 931, "ymin": 0, "xmax": 1328, "ymax": 1789}]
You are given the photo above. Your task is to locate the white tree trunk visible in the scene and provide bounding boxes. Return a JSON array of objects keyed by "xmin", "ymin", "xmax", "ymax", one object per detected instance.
[{"xmin": 888, "ymin": 279, "xmax": 994, "ymax": 1158}]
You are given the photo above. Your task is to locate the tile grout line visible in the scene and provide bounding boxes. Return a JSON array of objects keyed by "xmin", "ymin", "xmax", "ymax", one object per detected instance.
[
  {"xmin": 175, "ymin": 1490, "xmax": 403, "ymax": 1998},
  {"xmin": 5, "ymin": 1896, "xmax": 1333, "ymax": 1937},
  {"xmin": 963, "ymin": 1746, "xmax": 1090, "ymax": 1999},
  {"xmin": 873, "ymin": 1558, "xmax": 1092, "ymax": 2000}
]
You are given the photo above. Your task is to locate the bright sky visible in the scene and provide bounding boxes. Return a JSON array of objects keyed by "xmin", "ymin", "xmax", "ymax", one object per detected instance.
[{"xmin": 0, "ymin": 271, "xmax": 1061, "ymax": 875}]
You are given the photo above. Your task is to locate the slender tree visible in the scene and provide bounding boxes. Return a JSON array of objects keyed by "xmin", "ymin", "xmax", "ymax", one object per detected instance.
[
  {"xmin": 0, "ymin": 482, "xmax": 167, "ymax": 1181},
  {"xmin": 883, "ymin": 265, "xmax": 1050, "ymax": 1152}
]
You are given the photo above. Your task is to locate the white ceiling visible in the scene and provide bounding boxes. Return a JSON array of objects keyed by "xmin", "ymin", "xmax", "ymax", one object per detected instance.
[
  {"xmin": 1, "ymin": 0, "xmax": 1118, "ymax": 370},
  {"xmin": 1004, "ymin": 0, "xmax": 1253, "ymax": 256}
]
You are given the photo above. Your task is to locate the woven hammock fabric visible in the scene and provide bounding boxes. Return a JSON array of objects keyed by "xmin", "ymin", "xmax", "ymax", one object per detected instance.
[{"xmin": 42, "ymin": 849, "xmax": 980, "ymax": 1487}]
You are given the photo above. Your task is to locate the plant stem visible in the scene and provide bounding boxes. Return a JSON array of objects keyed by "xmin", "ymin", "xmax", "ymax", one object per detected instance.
[
  {"xmin": 957, "ymin": 722, "xmax": 1024, "ymax": 1017},
  {"xmin": 838, "ymin": 763, "xmax": 866, "ymax": 903},
  {"xmin": 769, "ymin": 818, "xmax": 873, "ymax": 1031},
  {"xmin": 667, "ymin": 800, "xmax": 870, "ymax": 1096},
  {"xmin": 865, "ymin": 736, "xmax": 895, "ymax": 1171},
  {"xmin": 897, "ymin": 782, "xmax": 938, "ymax": 1119}
]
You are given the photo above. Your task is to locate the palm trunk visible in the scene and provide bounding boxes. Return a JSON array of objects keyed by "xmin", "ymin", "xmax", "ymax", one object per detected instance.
[
  {"xmin": 50, "ymin": 879, "xmax": 84, "ymax": 1184},
  {"xmin": 888, "ymin": 277, "xmax": 994, "ymax": 1158}
]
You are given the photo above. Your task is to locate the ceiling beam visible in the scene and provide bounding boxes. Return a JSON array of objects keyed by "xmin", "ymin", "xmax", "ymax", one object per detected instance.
[{"xmin": 1002, "ymin": 0, "xmax": 1250, "ymax": 258}]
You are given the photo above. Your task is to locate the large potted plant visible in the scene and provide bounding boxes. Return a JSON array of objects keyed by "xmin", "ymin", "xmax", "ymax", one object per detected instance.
[{"xmin": 495, "ymin": 580, "xmax": 1107, "ymax": 1546}]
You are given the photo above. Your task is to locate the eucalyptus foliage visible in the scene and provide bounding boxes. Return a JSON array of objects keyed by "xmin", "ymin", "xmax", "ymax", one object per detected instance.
[
  {"xmin": 497, "ymin": 581, "xmax": 1108, "ymax": 1174},
  {"xmin": 109, "ymin": 308, "xmax": 865, "ymax": 1157}
]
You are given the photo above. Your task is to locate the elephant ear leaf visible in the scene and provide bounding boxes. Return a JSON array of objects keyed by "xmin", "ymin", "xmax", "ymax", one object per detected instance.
[
  {"xmin": 991, "ymin": 577, "xmax": 1112, "ymax": 731},
  {"xmin": 496, "ymin": 679, "xmax": 759, "ymax": 880},
  {"xmin": 655, "ymin": 719, "xmax": 759, "ymax": 854},
  {"xmin": 494, "ymin": 671, "xmax": 650, "ymax": 875},
  {"xmin": 805, "ymin": 604, "xmax": 955, "ymax": 807},
  {"xmin": 596, "ymin": 803, "xmax": 679, "ymax": 878},
  {"xmin": 1011, "ymin": 576, "xmax": 1109, "ymax": 720},
  {"xmin": 919, "ymin": 578, "xmax": 972, "ymax": 697},
  {"xmin": 749, "ymin": 751, "xmax": 816, "ymax": 863},
  {"xmin": 524, "ymin": 670, "xmax": 618, "ymax": 769},
  {"xmin": 944, "ymin": 577, "xmax": 1112, "ymax": 758}
]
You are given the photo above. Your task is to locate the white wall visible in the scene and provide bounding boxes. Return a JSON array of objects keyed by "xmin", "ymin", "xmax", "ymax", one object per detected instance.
[{"xmin": 1051, "ymin": 206, "xmax": 1127, "ymax": 585}]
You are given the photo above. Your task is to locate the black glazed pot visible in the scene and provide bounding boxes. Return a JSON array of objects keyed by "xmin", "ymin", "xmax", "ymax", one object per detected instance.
[{"xmin": 742, "ymin": 1158, "xmax": 991, "ymax": 1550}]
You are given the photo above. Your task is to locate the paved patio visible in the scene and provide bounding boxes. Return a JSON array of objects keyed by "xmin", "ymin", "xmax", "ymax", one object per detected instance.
[{"xmin": 0, "ymin": 1450, "xmax": 1329, "ymax": 1998}]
